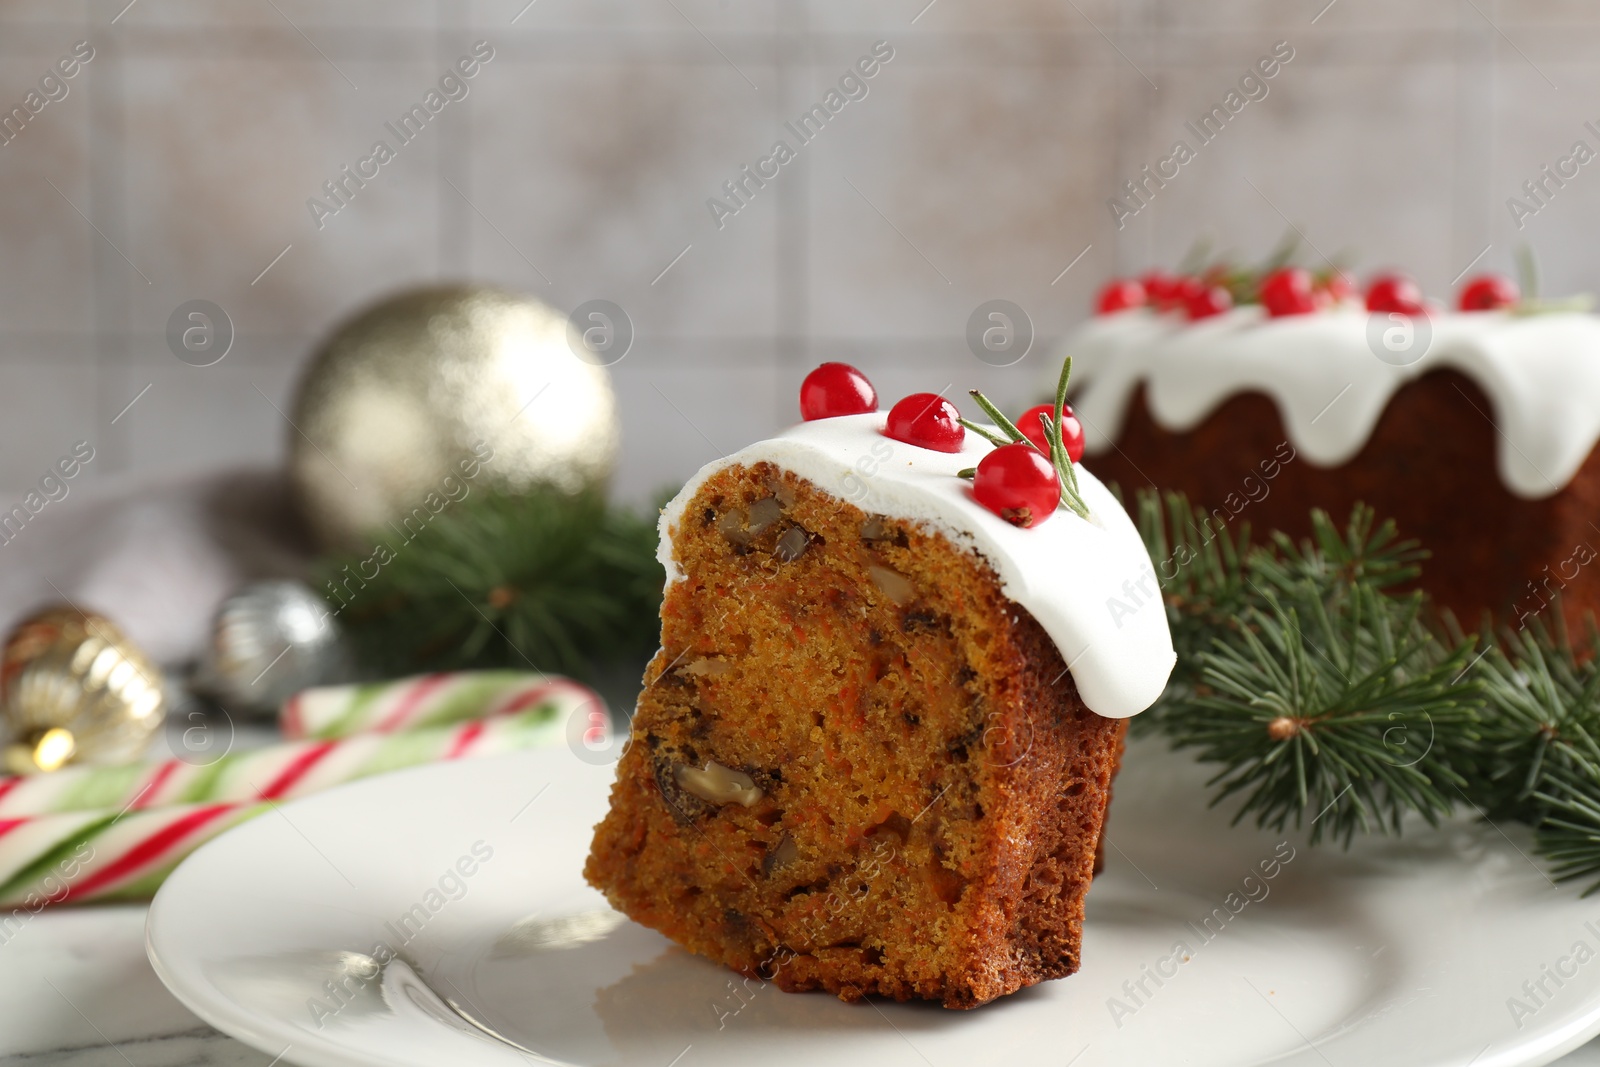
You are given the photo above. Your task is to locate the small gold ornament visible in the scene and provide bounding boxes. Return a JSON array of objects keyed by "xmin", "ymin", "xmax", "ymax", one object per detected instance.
[
  {"xmin": 289, "ymin": 285, "xmax": 621, "ymax": 550},
  {"xmin": 1, "ymin": 607, "xmax": 165, "ymax": 774}
]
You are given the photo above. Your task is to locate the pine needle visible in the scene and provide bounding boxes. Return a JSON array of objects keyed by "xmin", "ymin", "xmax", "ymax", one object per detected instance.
[
  {"xmin": 1134, "ymin": 489, "xmax": 1480, "ymax": 845},
  {"xmin": 318, "ymin": 487, "xmax": 664, "ymax": 680}
]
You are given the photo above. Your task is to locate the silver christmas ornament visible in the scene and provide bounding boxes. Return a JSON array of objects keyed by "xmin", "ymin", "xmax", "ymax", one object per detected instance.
[{"xmin": 197, "ymin": 580, "xmax": 352, "ymax": 716}]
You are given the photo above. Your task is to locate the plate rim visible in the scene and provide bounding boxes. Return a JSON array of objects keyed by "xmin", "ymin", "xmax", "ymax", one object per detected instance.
[
  {"xmin": 146, "ymin": 748, "xmax": 590, "ymax": 1067},
  {"xmin": 145, "ymin": 745, "xmax": 1600, "ymax": 1067}
]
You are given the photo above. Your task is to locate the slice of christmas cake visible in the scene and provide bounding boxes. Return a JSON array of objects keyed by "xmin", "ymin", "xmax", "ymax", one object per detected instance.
[{"xmin": 585, "ymin": 360, "xmax": 1174, "ymax": 1008}]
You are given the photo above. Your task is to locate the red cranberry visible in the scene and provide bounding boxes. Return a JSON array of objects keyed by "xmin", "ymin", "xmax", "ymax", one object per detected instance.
[
  {"xmin": 1459, "ymin": 273, "xmax": 1519, "ymax": 311},
  {"xmin": 1095, "ymin": 279, "xmax": 1147, "ymax": 314},
  {"xmin": 973, "ymin": 444, "xmax": 1061, "ymax": 528},
  {"xmin": 1259, "ymin": 267, "xmax": 1318, "ymax": 317},
  {"xmin": 1141, "ymin": 271, "xmax": 1182, "ymax": 310},
  {"xmin": 1184, "ymin": 282, "xmax": 1233, "ymax": 320},
  {"xmin": 1059, "ymin": 408, "xmax": 1086, "ymax": 463},
  {"xmin": 1017, "ymin": 403, "xmax": 1086, "ymax": 463},
  {"xmin": 1366, "ymin": 273, "xmax": 1426, "ymax": 316},
  {"xmin": 799, "ymin": 362, "xmax": 877, "ymax": 421},
  {"xmin": 1318, "ymin": 271, "xmax": 1356, "ymax": 305},
  {"xmin": 885, "ymin": 393, "xmax": 964, "ymax": 453}
]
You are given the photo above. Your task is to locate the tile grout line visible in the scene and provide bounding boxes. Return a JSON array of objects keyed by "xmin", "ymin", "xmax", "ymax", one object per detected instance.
[
  {"xmin": 1453, "ymin": 0, "xmax": 1497, "ymax": 289},
  {"xmin": 92, "ymin": 18, "xmax": 129, "ymax": 477},
  {"xmin": 3, "ymin": 5, "xmax": 1557, "ymax": 494},
  {"xmin": 774, "ymin": 1, "xmax": 808, "ymax": 431},
  {"xmin": 438, "ymin": 0, "xmax": 471, "ymax": 281}
]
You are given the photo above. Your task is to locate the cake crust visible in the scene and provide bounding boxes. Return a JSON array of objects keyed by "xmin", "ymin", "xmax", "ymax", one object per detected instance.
[{"xmin": 585, "ymin": 461, "xmax": 1127, "ymax": 1008}]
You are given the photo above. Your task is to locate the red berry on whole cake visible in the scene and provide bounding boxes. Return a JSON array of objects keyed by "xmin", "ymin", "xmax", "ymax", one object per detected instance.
[
  {"xmin": 1057, "ymin": 251, "xmax": 1600, "ymax": 635},
  {"xmin": 1095, "ymin": 278, "xmax": 1147, "ymax": 314},
  {"xmin": 1140, "ymin": 270, "xmax": 1181, "ymax": 310},
  {"xmin": 1459, "ymin": 273, "xmax": 1519, "ymax": 311},
  {"xmin": 800, "ymin": 362, "xmax": 878, "ymax": 421},
  {"xmin": 1366, "ymin": 273, "xmax": 1426, "ymax": 315},
  {"xmin": 973, "ymin": 444, "xmax": 1061, "ymax": 527},
  {"xmin": 586, "ymin": 358, "xmax": 1176, "ymax": 1009},
  {"xmin": 1183, "ymin": 280, "xmax": 1233, "ymax": 320},
  {"xmin": 1018, "ymin": 403, "xmax": 1086, "ymax": 463},
  {"xmin": 885, "ymin": 392, "xmax": 965, "ymax": 452},
  {"xmin": 1317, "ymin": 270, "xmax": 1356, "ymax": 306},
  {"xmin": 1259, "ymin": 267, "xmax": 1318, "ymax": 317}
]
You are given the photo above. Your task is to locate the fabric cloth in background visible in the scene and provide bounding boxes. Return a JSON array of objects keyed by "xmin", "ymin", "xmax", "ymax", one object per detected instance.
[{"xmin": 0, "ymin": 468, "xmax": 316, "ymax": 669}]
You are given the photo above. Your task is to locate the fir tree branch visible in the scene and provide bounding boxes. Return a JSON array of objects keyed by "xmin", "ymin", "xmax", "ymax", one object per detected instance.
[
  {"xmin": 1534, "ymin": 759, "xmax": 1600, "ymax": 896},
  {"xmin": 1133, "ymin": 489, "xmax": 1481, "ymax": 843},
  {"xmin": 1257, "ymin": 504, "xmax": 1424, "ymax": 596},
  {"xmin": 1464, "ymin": 610, "xmax": 1600, "ymax": 894},
  {"xmin": 1132, "ymin": 489, "xmax": 1255, "ymax": 712},
  {"xmin": 1470, "ymin": 614, "xmax": 1600, "ymax": 820},
  {"xmin": 319, "ymin": 487, "xmax": 665, "ymax": 680},
  {"xmin": 1173, "ymin": 583, "xmax": 1479, "ymax": 845}
]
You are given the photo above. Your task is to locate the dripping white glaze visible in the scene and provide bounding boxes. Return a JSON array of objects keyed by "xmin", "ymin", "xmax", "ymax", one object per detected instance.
[
  {"xmin": 658, "ymin": 414, "xmax": 1177, "ymax": 720},
  {"xmin": 1066, "ymin": 305, "xmax": 1600, "ymax": 499}
]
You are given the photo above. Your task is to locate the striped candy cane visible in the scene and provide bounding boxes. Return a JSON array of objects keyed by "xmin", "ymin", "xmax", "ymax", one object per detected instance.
[
  {"xmin": 280, "ymin": 671, "xmax": 603, "ymax": 741},
  {"xmin": 0, "ymin": 704, "xmax": 596, "ymax": 819},
  {"xmin": 0, "ymin": 802, "xmax": 267, "ymax": 910}
]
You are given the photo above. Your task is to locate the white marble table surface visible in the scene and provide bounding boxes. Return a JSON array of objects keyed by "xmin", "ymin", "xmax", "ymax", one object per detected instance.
[
  {"xmin": 3, "ymin": 904, "xmax": 1600, "ymax": 1067},
  {"xmin": 1, "ymin": 905, "xmax": 258, "ymax": 1066}
]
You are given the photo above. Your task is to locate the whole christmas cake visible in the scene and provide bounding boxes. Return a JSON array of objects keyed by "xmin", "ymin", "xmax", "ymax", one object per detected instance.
[
  {"xmin": 1070, "ymin": 267, "xmax": 1600, "ymax": 630},
  {"xmin": 585, "ymin": 363, "xmax": 1175, "ymax": 1009}
]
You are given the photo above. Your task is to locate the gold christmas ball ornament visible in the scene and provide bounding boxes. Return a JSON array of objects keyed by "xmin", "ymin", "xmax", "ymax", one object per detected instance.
[
  {"xmin": 1, "ymin": 608, "xmax": 166, "ymax": 774},
  {"xmin": 289, "ymin": 285, "xmax": 621, "ymax": 550}
]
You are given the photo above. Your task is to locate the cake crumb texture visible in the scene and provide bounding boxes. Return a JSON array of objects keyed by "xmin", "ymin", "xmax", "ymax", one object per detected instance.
[{"xmin": 585, "ymin": 462, "xmax": 1126, "ymax": 1009}]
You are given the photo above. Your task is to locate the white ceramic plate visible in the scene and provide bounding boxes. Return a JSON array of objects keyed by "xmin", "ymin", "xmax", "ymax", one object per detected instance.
[{"xmin": 148, "ymin": 737, "xmax": 1600, "ymax": 1067}]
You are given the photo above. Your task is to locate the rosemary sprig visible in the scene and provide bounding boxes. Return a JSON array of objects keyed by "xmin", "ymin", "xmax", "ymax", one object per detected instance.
[
  {"xmin": 956, "ymin": 418, "xmax": 1012, "ymax": 449},
  {"xmin": 962, "ymin": 390, "xmax": 1028, "ymax": 444},
  {"xmin": 962, "ymin": 354, "xmax": 1091, "ymax": 519},
  {"xmin": 1507, "ymin": 244, "xmax": 1595, "ymax": 316},
  {"xmin": 1050, "ymin": 356, "xmax": 1087, "ymax": 508}
]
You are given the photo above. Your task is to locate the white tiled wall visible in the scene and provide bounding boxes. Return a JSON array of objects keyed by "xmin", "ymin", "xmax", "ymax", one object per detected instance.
[{"xmin": 1, "ymin": 0, "xmax": 1595, "ymax": 506}]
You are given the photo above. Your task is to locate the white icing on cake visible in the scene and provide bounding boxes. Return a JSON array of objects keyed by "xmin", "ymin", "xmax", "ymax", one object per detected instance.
[
  {"xmin": 659, "ymin": 415, "xmax": 1178, "ymax": 720},
  {"xmin": 1066, "ymin": 306, "xmax": 1600, "ymax": 499}
]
